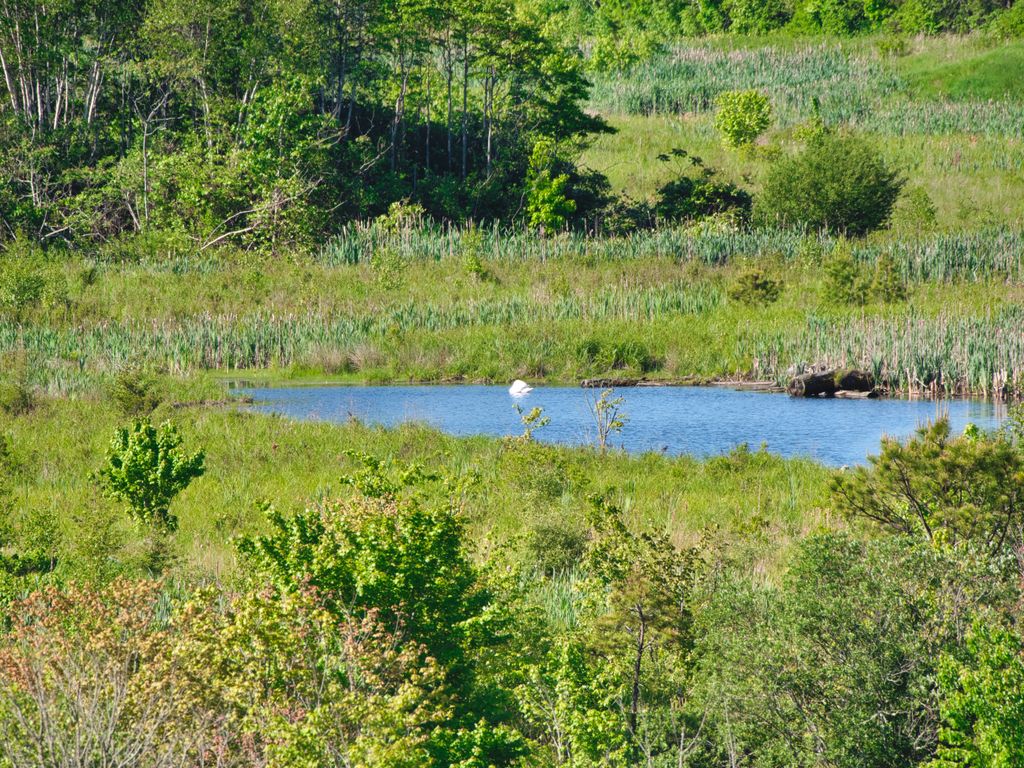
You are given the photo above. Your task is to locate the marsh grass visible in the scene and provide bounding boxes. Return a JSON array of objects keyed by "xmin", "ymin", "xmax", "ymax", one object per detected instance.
[{"xmin": 4, "ymin": 221, "xmax": 1024, "ymax": 396}]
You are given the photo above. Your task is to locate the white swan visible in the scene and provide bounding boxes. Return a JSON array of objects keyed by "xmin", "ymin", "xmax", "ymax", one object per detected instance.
[{"xmin": 508, "ymin": 379, "xmax": 533, "ymax": 396}]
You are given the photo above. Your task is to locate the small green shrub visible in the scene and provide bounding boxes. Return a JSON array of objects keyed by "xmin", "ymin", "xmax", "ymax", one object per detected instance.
[
  {"xmin": 823, "ymin": 243, "xmax": 869, "ymax": 305},
  {"xmin": 527, "ymin": 139, "xmax": 576, "ymax": 235},
  {"xmin": 0, "ymin": 259, "xmax": 46, "ymax": 321},
  {"xmin": 599, "ymin": 196, "xmax": 654, "ymax": 235},
  {"xmin": 93, "ymin": 419, "xmax": 206, "ymax": 533},
  {"xmin": 654, "ymin": 151, "xmax": 751, "ymax": 224},
  {"xmin": 655, "ymin": 176, "xmax": 752, "ymax": 224},
  {"xmin": 990, "ymin": 1, "xmax": 1024, "ymax": 37},
  {"xmin": 110, "ymin": 367, "xmax": 162, "ymax": 417},
  {"xmin": 876, "ymin": 33, "xmax": 910, "ymax": 57},
  {"xmin": 714, "ymin": 90, "xmax": 773, "ymax": 148},
  {"xmin": 728, "ymin": 268, "xmax": 782, "ymax": 305},
  {"xmin": 372, "ymin": 246, "xmax": 406, "ymax": 289},
  {"xmin": 870, "ymin": 253, "xmax": 908, "ymax": 303},
  {"xmin": 756, "ymin": 133, "xmax": 904, "ymax": 236},
  {"xmin": 0, "ymin": 351, "xmax": 36, "ymax": 416},
  {"xmin": 891, "ymin": 186, "xmax": 938, "ymax": 231},
  {"xmin": 527, "ymin": 521, "xmax": 588, "ymax": 577}
]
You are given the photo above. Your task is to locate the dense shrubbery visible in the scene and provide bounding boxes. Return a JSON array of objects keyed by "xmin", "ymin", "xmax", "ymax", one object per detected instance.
[
  {"xmin": 757, "ymin": 133, "xmax": 904, "ymax": 235},
  {"xmin": 544, "ymin": 0, "xmax": 1019, "ymax": 65},
  {"xmin": 0, "ymin": 418, "xmax": 1022, "ymax": 766}
]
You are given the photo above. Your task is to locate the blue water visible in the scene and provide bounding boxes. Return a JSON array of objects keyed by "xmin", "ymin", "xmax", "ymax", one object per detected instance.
[{"xmin": 234, "ymin": 384, "xmax": 1006, "ymax": 466}]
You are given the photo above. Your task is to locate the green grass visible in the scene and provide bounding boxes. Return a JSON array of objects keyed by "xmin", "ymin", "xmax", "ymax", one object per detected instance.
[
  {"xmin": 1, "ymin": 388, "xmax": 834, "ymax": 584},
  {"xmin": 898, "ymin": 39, "xmax": 1024, "ymax": 101}
]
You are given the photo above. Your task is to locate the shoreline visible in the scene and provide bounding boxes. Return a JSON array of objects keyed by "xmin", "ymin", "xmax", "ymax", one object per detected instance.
[{"xmin": 218, "ymin": 371, "xmax": 1021, "ymax": 402}]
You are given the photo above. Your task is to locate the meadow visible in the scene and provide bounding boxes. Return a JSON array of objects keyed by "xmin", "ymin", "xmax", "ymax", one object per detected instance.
[{"xmin": 0, "ymin": 378, "xmax": 832, "ymax": 586}]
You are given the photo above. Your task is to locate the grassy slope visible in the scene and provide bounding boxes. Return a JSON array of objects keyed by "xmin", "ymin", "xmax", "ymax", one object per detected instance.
[
  {"xmin": 3, "ymin": 388, "xmax": 832, "ymax": 583},
  {"xmin": 580, "ymin": 112, "xmax": 1024, "ymax": 229},
  {"xmin": 898, "ymin": 38, "xmax": 1024, "ymax": 100}
]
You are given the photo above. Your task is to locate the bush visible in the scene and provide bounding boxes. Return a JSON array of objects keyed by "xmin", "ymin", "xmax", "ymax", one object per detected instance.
[
  {"xmin": 990, "ymin": 1, "xmax": 1024, "ymax": 37},
  {"xmin": 109, "ymin": 367, "xmax": 162, "ymax": 417},
  {"xmin": 832, "ymin": 418, "xmax": 1024, "ymax": 558},
  {"xmin": 0, "ymin": 257, "xmax": 46, "ymax": 321},
  {"xmin": 891, "ymin": 186, "xmax": 938, "ymax": 231},
  {"xmin": 823, "ymin": 243, "xmax": 870, "ymax": 305},
  {"xmin": 756, "ymin": 133, "xmax": 904, "ymax": 235},
  {"xmin": 527, "ymin": 139, "xmax": 576, "ymax": 235},
  {"xmin": 870, "ymin": 253, "xmax": 908, "ymax": 302},
  {"xmin": 93, "ymin": 420, "xmax": 206, "ymax": 533},
  {"xmin": 0, "ymin": 351, "xmax": 36, "ymax": 416},
  {"xmin": 598, "ymin": 196, "xmax": 654, "ymax": 235},
  {"xmin": 714, "ymin": 90, "xmax": 773, "ymax": 148},
  {"xmin": 655, "ymin": 175, "xmax": 752, "ymax": 224},
  {"xmin": 728, "ymin": 268, "xmax": 782, "ymax": 305},
  {"xmin": 527, "ymin": 520, "xmax": 588, "ymax": 576},
  {"xmin": 930, "ymin": 620, "xmax": 1024, "ymax": 768}
]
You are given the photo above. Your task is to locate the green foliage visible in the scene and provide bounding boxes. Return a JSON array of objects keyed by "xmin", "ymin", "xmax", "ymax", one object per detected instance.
[
  {"xmin": 0, "ymin": 350, "xmax": 36, "ymax": 416},
  {"xmin": 0, "ymin": 261, "xmax": 45, "ymax": 321},
  {"xmin": 578, "ymin": 337, "xmax": 659, "ymax": 373},
  {"xmin": 757, "ymin": 133, "xmax": 905, "ymax": 235},
  {"xmin": 237, "ymin": 454, "xmax": 482, "ymax": 667},
  {"xmin": 528, "ymin": 140, "xmax": 577, "ymax": 235},
  {"xmin": 695, "ymin": 532, "xmax": 1007, "ymax": 768},
  {"xmin": 930, "ymin": 619, "xmax": 1024, "ymax": 768},
  {"xmin": 109, "ymin": 366, "xmax": 161, "ymax": 417},
  {"xmin": 526, "ymin": 521, "xmax": 588, "ymax": 576},
  {"xmin": 236, "ymin": 454, "xmax": 528, "ymax": 766},
  {"xmin": 824, "ymin": 243, "xmax": 871, "ymax": 305},
  {"xmin": 653, "ymin": 151, "xmax": 752, "ymax": 224},
  {"xmin": 582, "ymin": 496, "xmax": 694, "ymax": 761},
  {"xmin": 0, "ymin": 0, "xmax": 605, "ymax": 243},
  {"xmin": 714, "ymin": 89, "xmax": 772, "ymax": 148},
  {"xmin": 892, "ymin": 186, "xmax": 939, "ymax": 231},
  {"xmin": 93, "ymin": 419, "xmax": 206, "ymax": 533},
  {"xmin": 870, "ymin": 252, "xmax": 908, "ymax": 302},
  {"xmin": 832, "ymin": 418, "xmax": 1024, "ymax": 556},
  {"xmin": 513, "ymin": 404, "xmax": 551, "ymax": 442},
  {"xmin": 728, "ymin": 267, "xmax": 782, "ymax": 305},
  {"xmin": 586, "ymin": 390, "xmax": 627, "ymax": 453},
  {"xmin": 990, "ymin": 2, "xmax": 1024, "ymax": 38}
]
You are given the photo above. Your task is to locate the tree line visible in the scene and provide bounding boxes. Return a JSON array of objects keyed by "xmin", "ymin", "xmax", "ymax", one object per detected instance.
[{"xmin": 0, "ymin": 0, "xmax": 606, "ymax": 249}]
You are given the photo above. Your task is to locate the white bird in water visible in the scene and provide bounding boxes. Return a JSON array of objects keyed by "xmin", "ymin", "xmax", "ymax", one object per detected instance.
[{"xmin": 508, "ymin": 379, "xmax": 533, "ymax": 396}]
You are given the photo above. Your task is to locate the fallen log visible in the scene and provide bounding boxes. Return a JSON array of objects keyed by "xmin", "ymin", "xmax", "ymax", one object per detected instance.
[
  {"xmin": 787, "ymin": 368, "xmax": 875, "ymax": 398},
  {"xmin": 835, "ymin": 368, "xmax": 875, "ymax": 392},
  {"xmin": 787, "ymin": 371, "xmax": 840, "ymax": 397}
]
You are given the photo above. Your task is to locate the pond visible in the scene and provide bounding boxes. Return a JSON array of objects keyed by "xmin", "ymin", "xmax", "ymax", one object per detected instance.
[{"xmin": 233, "ymin": 384, "xmax": 1007, "ymax": 466}]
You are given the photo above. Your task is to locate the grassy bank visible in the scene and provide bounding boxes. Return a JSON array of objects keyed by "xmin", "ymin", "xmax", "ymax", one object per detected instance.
[{"xmin": 1, "ymin": 382, "xmax": 832, "ymax": 586}]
